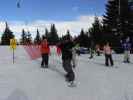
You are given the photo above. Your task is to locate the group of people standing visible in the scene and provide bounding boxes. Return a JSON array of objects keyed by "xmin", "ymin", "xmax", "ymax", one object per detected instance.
[
  {"xmin": 92, "ymin": 37, "xmax": 132, "ymax": 67},
  {"xmin": 90, "ymin": 42, "xmax": 114, "ymax": 66},
  {"xmin": 39, "ymin": 35, "xmax": 132, "ymax": 84},
  {"xmin": 104, "ymin": 37, "xmax": 132, "ymax": 66}
]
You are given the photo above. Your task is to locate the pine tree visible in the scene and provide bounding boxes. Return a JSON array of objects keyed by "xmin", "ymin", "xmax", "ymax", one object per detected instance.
[
  {"xmin": 44, "ymin": 28, "xmax": 49, "ymax": 41},
  {"xmin": 34, "ymin": 29, "xmax": 41, "ymax": 45},
  {"xmin": 102, "ymin": 0, "xmax": 130, "ymax": 53},
  {"xmin": 128, "ymin": 0, "xmax": 133, "ymax": 37},
  {"xmin": 61, "ymin": 30, "xmax": 72, "ymax": 41},
  {"xmin": 1, "ymin": 22, "xmax": 14, "ymax": 45},
  {"xmin": 66, "ymin": 30, "xmax": 72, "ymax": 39},
  {"xmin": 27, "ymin": 31, "xmax": 32, "ymax": 44},
  {"xmin": 89, "ymin": 16, "xmax": 103, "ymax": 45},
  {"xmin": 49, "ymin": 24, "xmax": 59, "ymax": 45},
  {"xmin": 103, "ymin": 0, "xmax": 118, "ymax": 33},
  {"xmin": 77, "ymin": 29, "xmax": 89, "ymax": 47},
  {"xmin": 20, "ymin": 29, "xmax": 27, "ymax": 45},
  {"xmin": 103, "ymin": 0, "xmax": 129, "ymax": 37}
]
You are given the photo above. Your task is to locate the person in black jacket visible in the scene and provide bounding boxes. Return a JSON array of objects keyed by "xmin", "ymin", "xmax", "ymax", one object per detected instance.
[{"xmin": 58, "ymin": 37, "xmax": 75, "ymax": 83}]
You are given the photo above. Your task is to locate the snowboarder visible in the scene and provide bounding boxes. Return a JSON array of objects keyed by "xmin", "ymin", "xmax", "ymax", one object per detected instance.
[
  {"xmin": 121, "ymin": 37, "xmax": 131, "ymax": 63},
  {"xmin": 40, "ymin": 36, "xmax": 50, "ymax": 68},
  {"xmin": 103, "ymin": 42, "xmax": 114, "ymax": 66},
  {"xmin": 58, "ymin": 37, "xmax": 75, "ymax": 85}
]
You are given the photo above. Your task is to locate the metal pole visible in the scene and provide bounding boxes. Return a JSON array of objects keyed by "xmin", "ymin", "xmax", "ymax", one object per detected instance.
[{"xmin": 13, "ymin": 49, "xmax": 15, "ymax": 64}]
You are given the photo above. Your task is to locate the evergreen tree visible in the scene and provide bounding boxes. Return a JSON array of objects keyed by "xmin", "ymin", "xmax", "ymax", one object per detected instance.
[
  {"xmin": 103, "ymin": 0, "xmax": 129, "ymax": 53},
  {"xmin": 89, "ymin": 16, "xmax": 103, "ymax": 45},
  {"xmin": 27, "ymin": 31, "xmax": 32, "ymax": 44},
  {"xmin": 34, "ymin": 29, "xmax": 41, "ymax": 44},
  {"xmin": 20, "ymin": 29, "xmax": 27, "ymax": 45},
  {"xmin": 1, "ymin": 22, "xmax": 14, "ymax": 45},
  {"xmin": 103, "ymin": 0, "xmax": 129, "ymax": 37},
  {"xmin": 103, "ymin": 0, "xmax": 119, "ymax": 33},
  {"xmin": 44, "ymin": 28, "xmax": 49, "ymax": 41},
  {"xmin": 49, "ymin": 24, "xmax": 59, "ymax": 45},
  {"xmin": 61, "ymin": 30, "xmax": 72, "ymax": 41},
  {"xmin": 128, "ymin": 0, "xmax": 133, "ymax": 38},
  {"xmin": 66, "ymin": 30, "xmax": 72, "ymax": 39},
  {"xmin": 77, "ymin": 29, "xmax": 90, "ymax": 47}
]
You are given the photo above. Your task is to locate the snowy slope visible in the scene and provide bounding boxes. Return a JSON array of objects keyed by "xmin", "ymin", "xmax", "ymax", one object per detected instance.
[{"xmin": 0, "ymin": 46, "xmax": 133, "ymax": 100}]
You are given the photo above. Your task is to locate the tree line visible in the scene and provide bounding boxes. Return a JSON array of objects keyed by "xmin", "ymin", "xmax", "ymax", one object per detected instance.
[{"xmin": 0, "ymin": 0, "xmax": 133, "ymax": 53}]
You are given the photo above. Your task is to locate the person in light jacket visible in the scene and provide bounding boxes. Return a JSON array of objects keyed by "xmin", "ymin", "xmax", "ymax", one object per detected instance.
[{"xmin": 103, "ymin": 42, "xmax": 114, "ymax": 66}]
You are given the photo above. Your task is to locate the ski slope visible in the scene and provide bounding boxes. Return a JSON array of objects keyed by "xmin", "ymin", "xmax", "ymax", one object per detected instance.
[{"xmin": 0, "ymin": 46, "xmax": 133, "ymax": 100}]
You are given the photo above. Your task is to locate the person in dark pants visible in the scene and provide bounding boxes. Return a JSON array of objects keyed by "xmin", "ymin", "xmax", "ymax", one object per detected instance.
[
  {"xmin": 58, "ymin": 37, "xmax": 75, "ymax": 83},
  {"xmin": 63, "ymin": 59, "xmax": 75, "ymax": 82},
  {"xmin": 105, "ymin": 54, "xmax": 113, "ymax": 66},
  {"xmin": 41, "ymin": 54, "xmax": 49, "ymax": 67},
  {"xmin": 121, "ymin": 37, "xmax": 131, "ymax": 63},
  {"xmin": 103, "ymin": 42, "xmax": 114, "ymax": 66},
  {"xmin": 40, "ymin": 36, "xmax": 50, "ymax": 68}
]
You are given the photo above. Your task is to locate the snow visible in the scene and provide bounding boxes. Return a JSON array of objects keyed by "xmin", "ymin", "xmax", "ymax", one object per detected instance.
[{"xmin": 0, "ymin": 46, "xmax": 133, "ymax": 100}]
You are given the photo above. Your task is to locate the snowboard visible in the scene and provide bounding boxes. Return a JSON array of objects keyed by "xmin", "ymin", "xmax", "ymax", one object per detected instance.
[
  {"xmin": 67, "ymin": 81, "xmax": 77, "ymax": 87},
  {"xmin": 65, "ymin": 77, "xmax": 77, "ymax": 87}
]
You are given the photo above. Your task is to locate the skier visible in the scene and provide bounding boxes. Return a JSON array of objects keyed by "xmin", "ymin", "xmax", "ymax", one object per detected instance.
[
  {"xmin": 103, "ymin": 42, "xmax": 114, "ymax": 67},
  {"xmin": 40, "ymin": 36, "xmax": 50, "ymax": 68},
  {"xmin": 121, "ymin": 37, "xmax": 131, "ymax": 63},
  {"xmin": 58, "ymin": 37, "xmax": 75, "ymax": 85}
]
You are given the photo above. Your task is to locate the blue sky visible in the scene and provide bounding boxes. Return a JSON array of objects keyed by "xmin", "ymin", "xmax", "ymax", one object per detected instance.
[
  {"xmin": 0, "ymin": 0, "xmax": 107, "ymax": 21},
  {"xmin": 0, "ymin": 0, "xmax": 107, "ymax": 39}
]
